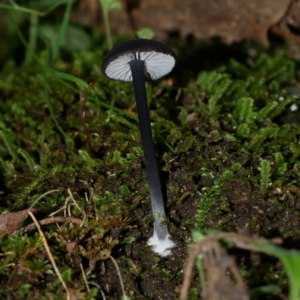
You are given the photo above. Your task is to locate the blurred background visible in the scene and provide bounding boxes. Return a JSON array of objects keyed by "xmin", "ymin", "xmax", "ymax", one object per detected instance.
[{"xmin": 1, "ymin": 0, "xmax": 300, "ymax": 70}]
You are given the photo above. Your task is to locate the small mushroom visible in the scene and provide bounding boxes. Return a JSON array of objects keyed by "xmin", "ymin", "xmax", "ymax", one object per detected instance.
[{"xmin": 102, "ymin": 39, "xmax": 176, "ymax": 256}]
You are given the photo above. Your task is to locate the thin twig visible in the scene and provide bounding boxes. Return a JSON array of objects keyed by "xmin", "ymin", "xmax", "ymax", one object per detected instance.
[
  {"xmin": 10, "ymin": 189, "xmax": 60, "ymax": 236},
  {"xmin": 11, "ymin": 216, "xmax": 82, "ymax": 236},
  {"xmin": 80, "ymin": 263, "xmax": 90, "ymax": 293},
  {"xmin": 33, "ymin": 189, "xmax": 60, "ymax": 203},
  {"xmin": 67, "ymin": 188, "xmax": 86, "ymax": 227},
  {"xmin": 109, "ymin": 256, "xmax": 126, "ymax": 298},
  {"xmin": 49, "ymin": 195, "xmax": 71, "ymax": 218},
  {"xmin": 28, "ymin": 211, "xmax": 70, "ymax": 300},
  {"xmin": 88, "ymin": 281, "xmax": 107, "ymax": 300}
]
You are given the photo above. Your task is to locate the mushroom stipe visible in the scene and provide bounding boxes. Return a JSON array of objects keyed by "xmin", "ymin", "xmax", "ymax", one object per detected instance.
[{"xmin": 102, "ymin": 39, "xmax": 176, "ymax": 256}]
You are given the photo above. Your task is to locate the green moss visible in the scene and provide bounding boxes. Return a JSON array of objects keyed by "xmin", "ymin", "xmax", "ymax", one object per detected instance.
[{"xmin": 1, "ymin": 32, "xmax": 300, "ymax": 298}]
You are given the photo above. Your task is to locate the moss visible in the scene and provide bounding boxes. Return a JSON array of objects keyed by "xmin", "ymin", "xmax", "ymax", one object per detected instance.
[{"xmin": 1, "ymin": 38, "xmax": 300, "ymax": 298}]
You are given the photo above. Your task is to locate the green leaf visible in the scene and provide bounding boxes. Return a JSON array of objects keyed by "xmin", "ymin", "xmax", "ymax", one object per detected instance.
[
  {"xmin": 47, "ymin": 0, "xmax": 74, "ymax": 66},
  {"xmin": 100, "ymin": 0, "xmax": 122, "ymax": 12},
  {"xmin": 86, "ymin": 288, "xmax": 99, "ymax": 300},
  {"xmin": 99, "ymin": 0, "xmax": 122, "ymax": 48},
  {"xmin": 120, "ymin": 237, "xmax": 136, "ymax": 244},
  {"xmin": 136, "ymin": 28, "xmax": 155, "ymax": 39},
  {"xmin": 248, "ymin": 285, "xmax": 281, "ymax": 298},
  {"xmin": 236, "ymin": 123, "xmax": 250, "ymax": 138},
  {"xmin": 234, "ymin": 97, "xmax": 254, "ymax": 123},
  {"xmin": 39, "ymin": 24, "xmax": 92, "ymax": 52},
  {"xmin": 274, "ymin": 152, "xmax": 287, "ymax": 177},
  {"xmin": 18, "ymin": 284, "xmax": 32, "ymax": 297},
  {"xmin": 257, "ymin": 101, "xmax": 278, "ymax": 121},
  {"xmin": 192, "ymin": 230, "xmax": 205, "ymax": 243},
  {"xmin": 259, "ymin": 159, "xmax": 271, "ymax": 189},
  {"xmin": 255, "ymin": 242, "xmax": 300, "ymax": 300}
]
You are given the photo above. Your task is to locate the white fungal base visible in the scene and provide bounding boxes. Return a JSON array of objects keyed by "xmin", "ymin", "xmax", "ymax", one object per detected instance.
[{"xmin": 147, "ymin": 230, "xmax": 175, "ymax": 257}]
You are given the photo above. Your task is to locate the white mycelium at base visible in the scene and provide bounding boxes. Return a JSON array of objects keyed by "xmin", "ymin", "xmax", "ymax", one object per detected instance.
[{"xmin": 148, "ymin": 230, "xmax": 175, "ymax": 257}]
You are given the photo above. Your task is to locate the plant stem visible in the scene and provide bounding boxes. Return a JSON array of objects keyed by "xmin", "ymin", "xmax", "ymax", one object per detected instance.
[
  {"xmin": 26, "ymin": 14, "xmax": 38, "ymax": 62},
  {"xmin": 99, "ymin": 0, "xmax": 113, "ymax": 49}
]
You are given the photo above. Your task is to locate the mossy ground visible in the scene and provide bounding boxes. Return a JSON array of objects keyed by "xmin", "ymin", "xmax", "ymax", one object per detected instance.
[{"xmin": 1, "ymin": 36, "xmax": 300, "ymax": 299}]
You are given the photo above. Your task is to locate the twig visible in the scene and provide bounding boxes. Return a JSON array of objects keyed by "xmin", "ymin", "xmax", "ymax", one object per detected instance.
[
  {"xmin": 80, "ymin": 263, "xmax": 90, "ymax": 293},
  {"xmin": 180, "ymin": 243, "xmax": 199, "ymax": 300},
  {"xmin": 34, "ymin": 189, "xmax": 60, "ymax": 203},
  {"xmin": 67, "ymin": 188, "xmax": 86, "ymax": 227},
  {"xmin": 88, "ymin": 281, "xmax": 107, "ymax": 300},
  {"xmin": 109, "ymin": 256, "xmax": 126, "ymax": 298},
  {"xmin": 28, "ymin": 211, "xmax": 70, "ymax": 300},
  {"xmin": 11, "ymin": 216, "xmax": 82, "ymax": 236},
  {"xmin": 49, "ymin": 194, "xmax": 71, "ymax": 218},
  {"xmin": 180, "ymin": 232, "xmax": 281, "ymax": 300}
]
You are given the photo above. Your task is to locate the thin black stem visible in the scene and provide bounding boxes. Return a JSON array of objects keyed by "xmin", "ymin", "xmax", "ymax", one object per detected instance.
[{"xmin": 129, "ymin": 59, "xmax": 168, "ymax": 240}]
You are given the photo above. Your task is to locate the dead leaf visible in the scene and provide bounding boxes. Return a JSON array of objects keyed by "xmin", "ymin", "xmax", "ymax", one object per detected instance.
[{"xmin": 0, "ymin": 209, "xmax": 36, "ymax": 235}]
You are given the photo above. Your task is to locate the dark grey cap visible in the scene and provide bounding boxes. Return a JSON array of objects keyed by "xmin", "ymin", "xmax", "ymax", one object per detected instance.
[{"xmin": 101, "ymin": 39, "xmax": 176, "ymax": 82}]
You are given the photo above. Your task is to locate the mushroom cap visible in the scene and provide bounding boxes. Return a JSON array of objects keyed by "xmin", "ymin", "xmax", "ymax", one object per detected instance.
[{"xmin": 101, "ymin": 39, "xmax": 176, "ymax": 82}]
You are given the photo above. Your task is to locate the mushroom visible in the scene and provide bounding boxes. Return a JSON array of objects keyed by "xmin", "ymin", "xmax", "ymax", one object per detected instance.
[{"xmin": 101, "ymin": 39, "xmax": 176, "ymax": 256}]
